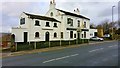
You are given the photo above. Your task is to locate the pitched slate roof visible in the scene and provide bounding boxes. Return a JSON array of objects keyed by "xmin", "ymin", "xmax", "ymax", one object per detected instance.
[
  {"xmin": 23, "ymin": 12, "xmax": 60, "ymax": 22},
  {"xmin": 56, "ymin": 9, "xmax": 90, "ymax": 20}
]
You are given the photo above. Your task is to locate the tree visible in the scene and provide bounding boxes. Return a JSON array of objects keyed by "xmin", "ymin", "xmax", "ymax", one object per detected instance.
[{"xmin": 90, "ymin": 23, "xmax": 96, "ymax": 29}]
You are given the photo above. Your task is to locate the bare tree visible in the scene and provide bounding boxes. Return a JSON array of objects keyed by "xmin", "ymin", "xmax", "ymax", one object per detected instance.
[{"xmin": 90, "ymin": 23, "xmax": 96, "ymax": 29}]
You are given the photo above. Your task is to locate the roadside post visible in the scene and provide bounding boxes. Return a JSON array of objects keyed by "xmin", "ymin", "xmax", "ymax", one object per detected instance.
[
  {"xmin": 34, "ymin": 42, "xmax": 36, "ymax": 49},
  {"xmin": 60, "ymin": 40, "xmax": 61, "ymax": 47},
  {"xmin": 49, "ymin": 41, "xmax": 50, "ymax": 48},
  {"xmin": 15, "ymin": 42, "xmax": 17, "ymax": 51}
]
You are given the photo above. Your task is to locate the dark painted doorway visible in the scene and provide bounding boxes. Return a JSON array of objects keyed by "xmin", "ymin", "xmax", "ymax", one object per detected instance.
[
  {"xmin": 94, "ymin": 32, "xmax": 97, "ymax": 36},
  {"xmin": 11, "ymin": 34, "xmax": 15, "ymax": 42},
  {"xmin": 24, "ymin": 32, "xmax": 28, "ymax": 42},
  {"xmin": 45, "ymin": 32, "xmax": 49, "ymax": 41}
]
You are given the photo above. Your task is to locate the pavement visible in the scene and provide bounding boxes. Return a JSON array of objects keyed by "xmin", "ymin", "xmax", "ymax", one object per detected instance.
[
  {"xmin": 1, "ymin": 40, "xmax": 118, "ymax": 66},
  {"xmin": 1, "ymin": 40, "xmax": 115, "ymax": 58}
]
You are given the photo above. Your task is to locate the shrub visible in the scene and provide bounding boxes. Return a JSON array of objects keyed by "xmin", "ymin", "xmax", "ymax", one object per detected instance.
[
  {"xmin": 17, "ymin": 42, "xmax": 34, "ymax": 51},
  {"xmin": 50, "ymin": 41, "xmax": 60, "ymax": 47}
]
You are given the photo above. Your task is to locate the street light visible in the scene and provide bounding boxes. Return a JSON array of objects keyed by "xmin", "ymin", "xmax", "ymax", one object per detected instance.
[
  {"xmin": 112, "ymin": 6, "xmax": 115, "ymax": 22},
  {"xmin": 111, "ymin": 5, "xmax": 115, "ymax": 39}
]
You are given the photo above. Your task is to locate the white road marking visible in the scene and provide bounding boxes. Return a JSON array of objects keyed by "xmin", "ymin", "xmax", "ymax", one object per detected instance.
[
  {"xmin": 112, "ymin": 55, "xmax": 118, "ymax": 57},
  {"xmin": 99, "ymin": 48, "xmax": 104, "ymax": 50},
  {"xmin": 43, "ymin": 59, "xmax": 56, "ymax": 63},
  {"xmin": 43, "ymin": 54, "xmax": 79, "ymax": 63},
  {"xmin": 108, "ymin": 45, "xmax": 117, "ymax": 48},
  {"xmin": 108, "ymin": 46, "xmax": 114, "ymax": 47},
  {"xmin": 89, "ymin": 48, "xmax": 104, "ymax": 53},
  {"xmin": 70, "ymin": 54, "xmax": 79, "ymax": 57},
  {"xmin": 102, "ymin": 58, "xmax": 108, "ymax": 61},
  {"xmin": 114, "ymin": 45, "xmax": 117, "ymax": 46}
]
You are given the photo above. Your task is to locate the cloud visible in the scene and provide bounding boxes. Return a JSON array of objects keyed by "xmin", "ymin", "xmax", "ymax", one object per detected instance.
[
  {"xmin": 0, "ymin": 0, "xmax": 119, "ymax": 33},
  {"xmin": 2, "ymin": 2, "xmax": 32, "ymax": 17}
]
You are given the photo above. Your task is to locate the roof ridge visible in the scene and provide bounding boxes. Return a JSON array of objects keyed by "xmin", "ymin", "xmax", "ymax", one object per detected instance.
[
  {"xmin": 23, "ymin": 12, "xmax": 60, "ymax": 22},
  {"xmin": 23, "ymin": 12, "xmax": 53, "ymax": 18},
  {"xmin": 56, "ymin": 8, "xmax": 90, "ymax": 20}
]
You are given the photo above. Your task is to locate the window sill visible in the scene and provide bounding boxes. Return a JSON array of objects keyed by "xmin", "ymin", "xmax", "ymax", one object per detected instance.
[
  {"xmin": 35, "ymin": 37, "xmax": 40, "ymax": 39},
  {"xmin": 53, "ymin": 26, "xmax": 58, "ymax": 28},
  {"xmin": 46, "ymin": 26, "xmax": 50, "ymax": 27},
  {"xmin": 35, "ymin": 25, "xmax": 40, "ymax": 26}
]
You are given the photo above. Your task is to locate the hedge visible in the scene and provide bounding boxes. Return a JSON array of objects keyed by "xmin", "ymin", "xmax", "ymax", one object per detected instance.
[{"xmin": 17, "ymin": 42, "xmax": 34, "ymax": 51}]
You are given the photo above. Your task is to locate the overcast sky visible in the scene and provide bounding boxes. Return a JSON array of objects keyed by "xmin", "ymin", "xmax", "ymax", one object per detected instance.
[{"xmin": 0, "ymin": 0, "xmax": 119, "ymax": 33}]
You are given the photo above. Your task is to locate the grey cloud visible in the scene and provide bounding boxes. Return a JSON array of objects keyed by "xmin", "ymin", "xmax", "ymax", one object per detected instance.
[{"xmin": 98, "ymin": 5, "xmax": 118, "ymax": 17}]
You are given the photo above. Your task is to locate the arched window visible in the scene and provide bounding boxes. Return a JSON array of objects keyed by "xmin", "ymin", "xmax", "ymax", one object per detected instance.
[
  {"xmin": 50, "ymin": 12, "xmax": 53, "ymax": 16},
  {"xmin": 35, "ymin": 32, "xmax": 39, "ymax": 38},
  {"xmin": 54, "ymin": 32, "xmax": 57, "ymax": 38}
]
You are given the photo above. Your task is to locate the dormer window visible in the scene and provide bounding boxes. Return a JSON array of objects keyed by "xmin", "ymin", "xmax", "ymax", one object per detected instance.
[
  {"xmin": 67, "ymin": 18, "xmax": 73, "ymax": 26},
  {"xmin": 53, "ymin": 23, "xmax": 57, "ymax": 27},
  {"xmin": 50, "ymin": 12, "xmax": 53, "ymax": 16},
  {"xmin": 35, "ymin": 20, "xmax": 40, "ymax": 26},
  {"xmin": 20, "ymin": 18, "xmax": 25, "ymax": 25}
]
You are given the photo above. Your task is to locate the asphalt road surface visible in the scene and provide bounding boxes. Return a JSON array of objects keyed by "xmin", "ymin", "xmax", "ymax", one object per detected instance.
[{"xmin": 2, "ymin": 41, "xmax": 119, "ymax": 66}]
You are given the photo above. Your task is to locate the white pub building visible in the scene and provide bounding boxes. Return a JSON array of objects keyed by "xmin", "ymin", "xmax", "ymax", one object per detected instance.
[{"xmin": 12, "ymin": 0, "xmax": 90, "ymax": 43}]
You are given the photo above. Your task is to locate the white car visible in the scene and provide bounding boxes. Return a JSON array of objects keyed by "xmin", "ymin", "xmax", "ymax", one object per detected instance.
[{"xmin": 90, "ymin": 37, "xmax": 104, "ymax": 41}]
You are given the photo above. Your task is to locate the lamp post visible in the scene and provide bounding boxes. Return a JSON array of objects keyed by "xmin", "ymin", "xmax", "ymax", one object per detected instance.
[
  {"xmin": 111, "ymin": 5, "xmax": 115, "ymax": 39},
  {"xmin": 112, "ymin": 6, "xmax": 115, "ymax": 22}
]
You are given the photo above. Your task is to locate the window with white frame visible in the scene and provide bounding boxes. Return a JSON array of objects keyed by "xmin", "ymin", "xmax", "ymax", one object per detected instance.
[
  {"xmin": 35, "ymin": 20, "xmax": 40, "ymax": 26},
  {"xmin": 54, "ymin": 32, "xmax": 57, "ymax": 38},
  {"xmin": 35, "ymin": 32, "xmax": 39, "ymax": 38}
]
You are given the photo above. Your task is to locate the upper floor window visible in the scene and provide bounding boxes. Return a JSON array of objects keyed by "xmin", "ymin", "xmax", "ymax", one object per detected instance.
[
  {"xmin": 50, "ymin": 12, "xmax": 53, "ymax": 16},
  {"xmin": 53, "ymin": 23, "xmax": 57, "ymax": 27},
  {"xmin": 78, "ymin": 20, "xmax": 80, "ymax": 27},
  {"xmin": 67, "ymin": 18, "xmax": 73, "ymax": 26},
  {"xmin": 84, "ymin": 22, "xmax": 86, "ymax": 28},
  {"xmin": 20, "ymin": 18, "xmax": 25, "ymax": 25},
  {"xmin": 35, "ymin": 20, "xmax": 40, "ymax": 26},
  {"xmin": 35, "ymin": 32, "xmax": 39, "ymax": 38},
  {"xmin": 46, "ymin": 22, "xmax": 50, "ymax": 27},
  {"xmin": 61, "ymin": 32, "xmax": 63, "ymax": 38},
  {"xmin": 70, "ymin": 31, "xmax": 73, "ymax": 38},
  {"xmin": 54, "ymin": 32, "xmax": 57, "ymax": 38}
]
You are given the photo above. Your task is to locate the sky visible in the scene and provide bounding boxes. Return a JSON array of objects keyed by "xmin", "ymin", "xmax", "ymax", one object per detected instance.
[{"xmin": 0, "ymin": 0, "xmax": 119, "ymax": 33}]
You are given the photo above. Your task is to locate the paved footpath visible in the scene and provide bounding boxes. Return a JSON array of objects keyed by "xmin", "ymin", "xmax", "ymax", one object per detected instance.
[{"xmin": 1, "ymin": 40, "xmax": 117, "ymax": 58}]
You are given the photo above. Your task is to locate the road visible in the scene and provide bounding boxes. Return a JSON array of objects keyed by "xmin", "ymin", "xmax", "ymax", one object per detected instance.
[{"xmin": 2, "ymin": 41, "xmax": 118, "ymax": 66}]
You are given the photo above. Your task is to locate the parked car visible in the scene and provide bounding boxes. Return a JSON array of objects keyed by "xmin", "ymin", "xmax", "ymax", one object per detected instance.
[{"xmin": 90, "ymin": 36, "xmax": 104, "ymax": 41}]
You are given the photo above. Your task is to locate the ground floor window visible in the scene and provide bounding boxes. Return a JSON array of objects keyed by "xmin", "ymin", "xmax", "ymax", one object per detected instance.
[
  {"xmin": 82, "ymin": 34, "xmax": 83, "ymax": 38},
  {"xmin": 84, "ymin": 32, "xmax": 86, "ymax": 38},
  {"xmin": 70, "ymin": 31, "xmax": 73, "ymax": 38},
  {"xmin": 35, "ymin": 32, "xmax": 39, "ymax": 38},
  {"xmin": 74, "ymin": 34, "xmax": 76, "ymax": 38},
  {"xmin": 61, "ymin": 32, "xmax": 63, "ymax": 38},
  {"xmin": 54, "ymin": 32, "xmax": 57, "ymax": 38}
]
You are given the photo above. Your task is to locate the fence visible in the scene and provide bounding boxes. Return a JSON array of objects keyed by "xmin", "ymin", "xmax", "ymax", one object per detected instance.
[{"xmin": 12, "ymin": 39, "xmax": 89, "ymax": 51}]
